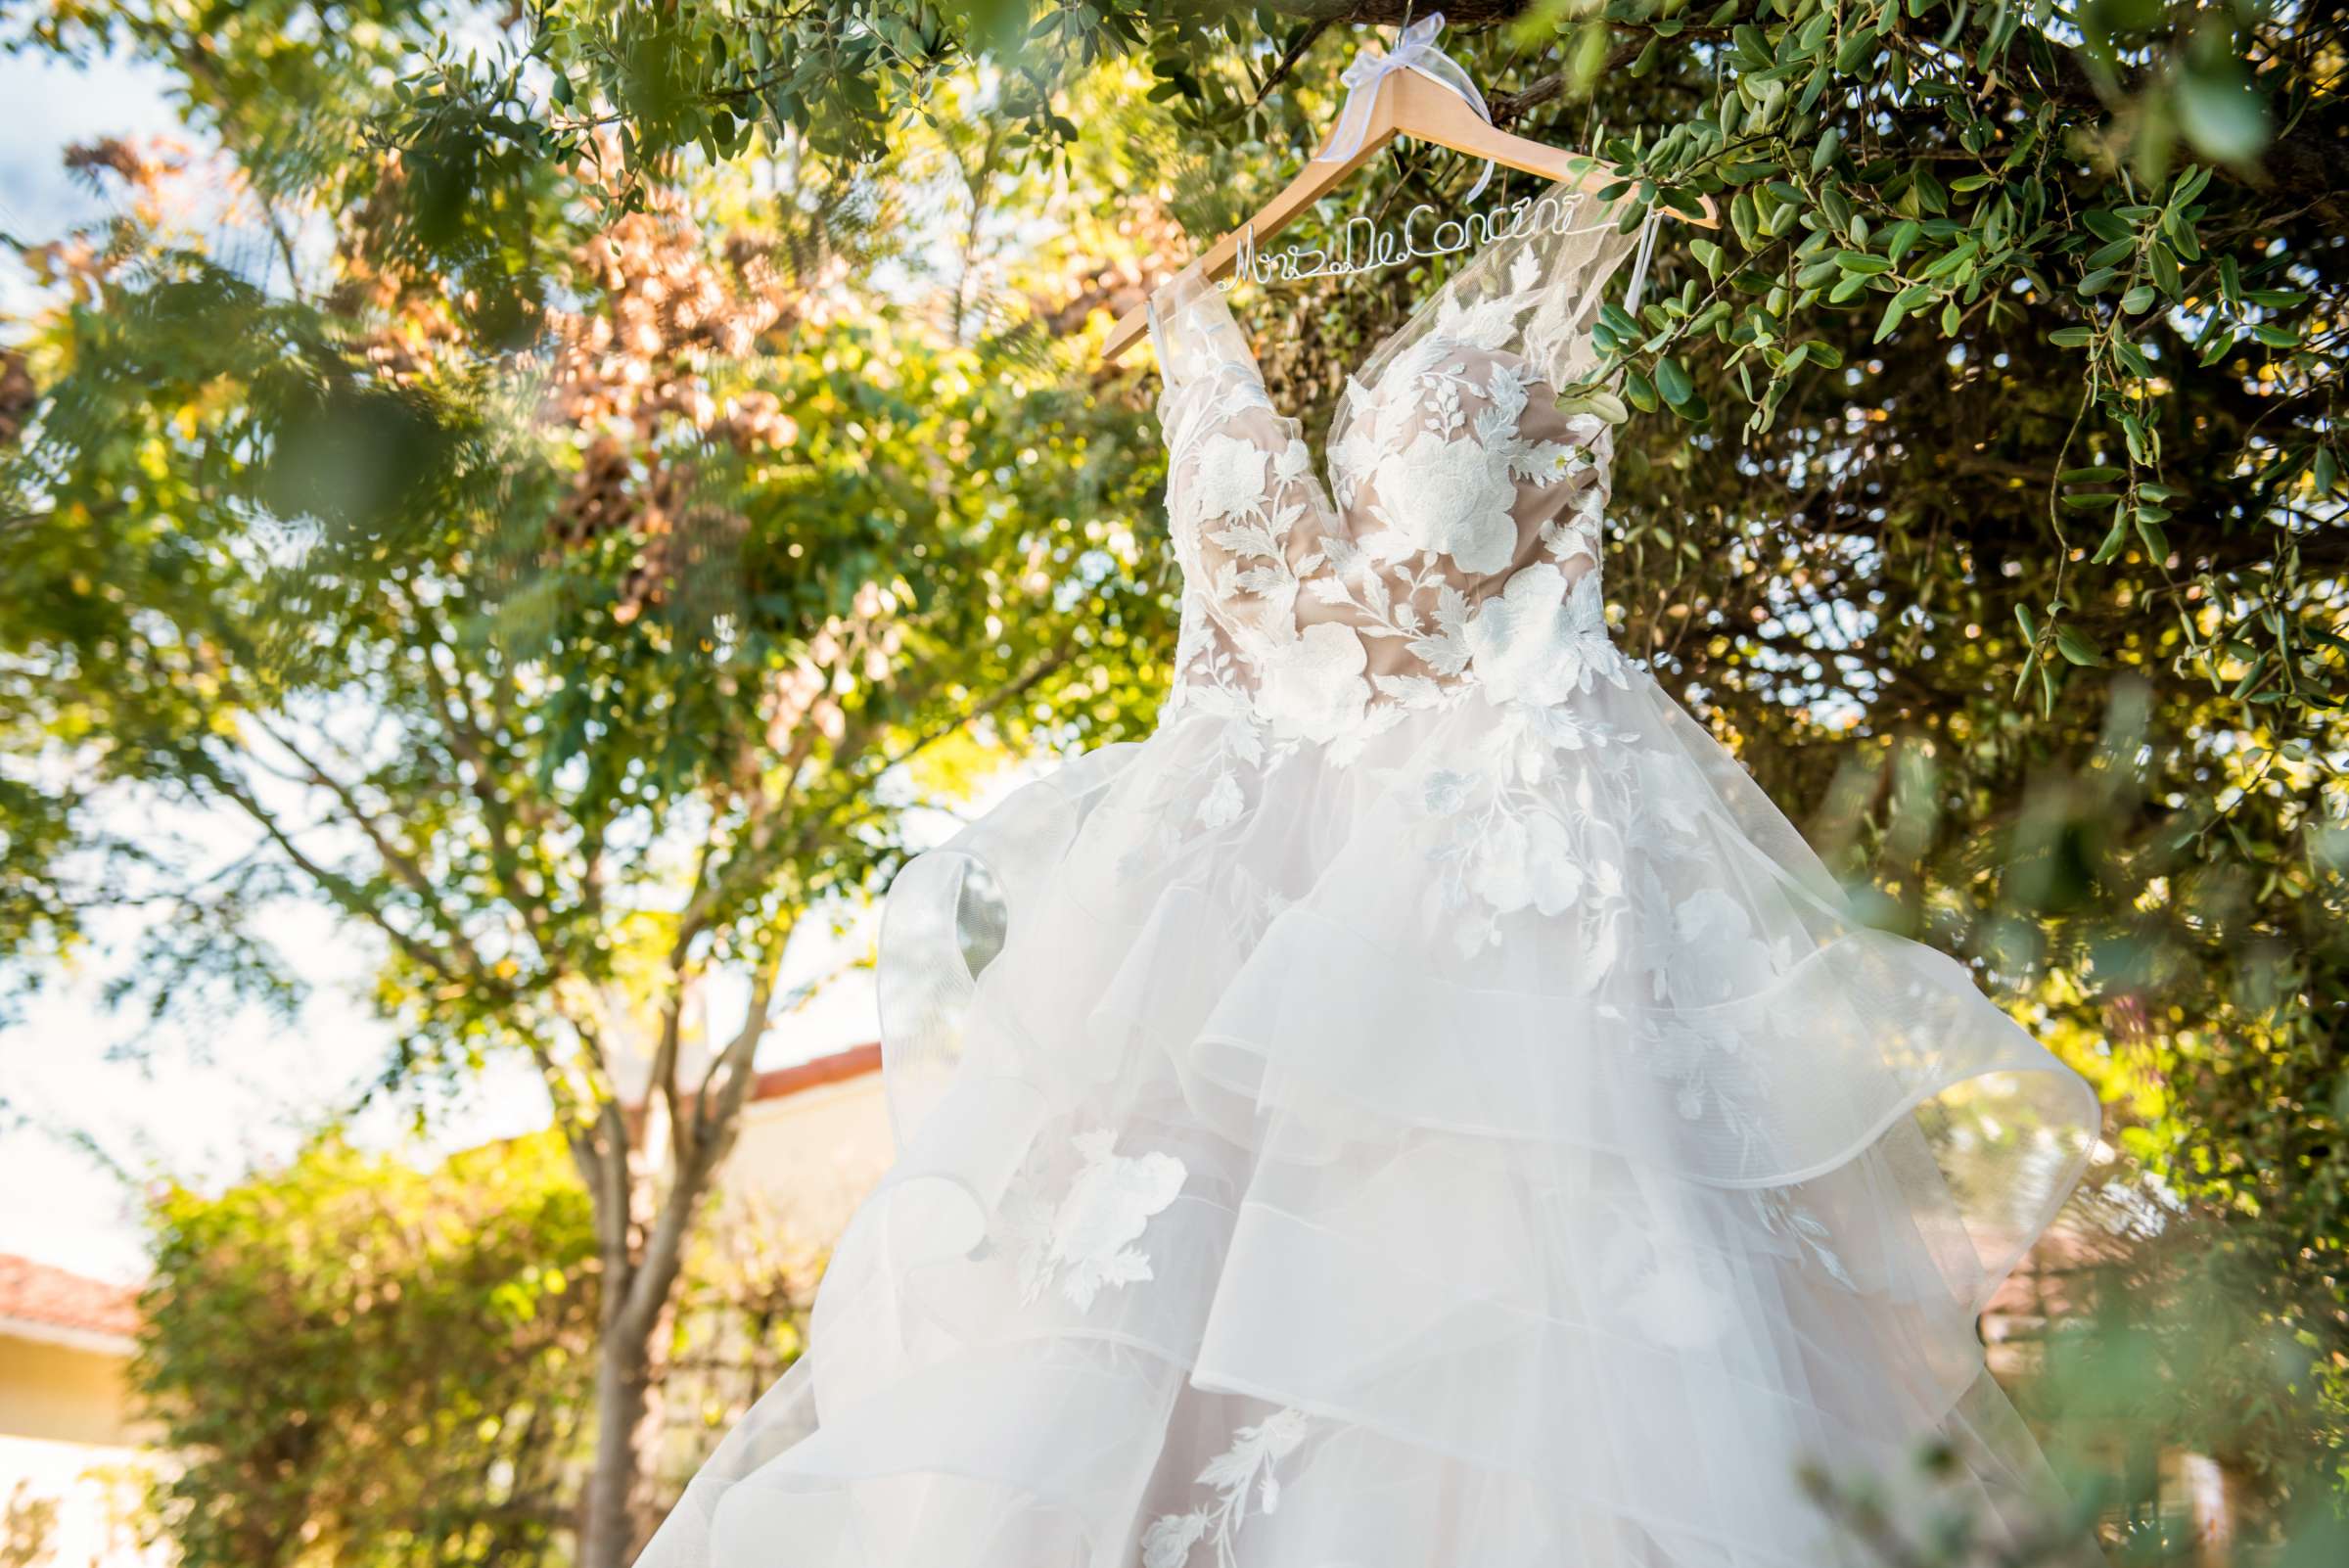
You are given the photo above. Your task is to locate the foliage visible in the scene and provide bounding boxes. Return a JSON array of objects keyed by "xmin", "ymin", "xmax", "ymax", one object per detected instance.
[
  {"xmin": 136, "ymin": 1132, "xmax": 601, "ymax": 1568},
  {"xmin": 132, "ymin": 1130, "xmax": 833, "ymax": 1568},
  {"xmin": 1, "ymin": 5, "xmax": 1173, "ymax": 1558}
]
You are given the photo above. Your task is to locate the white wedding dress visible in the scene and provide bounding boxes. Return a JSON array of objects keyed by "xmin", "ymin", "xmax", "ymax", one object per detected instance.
[{"xmin": 638, "ymin": 187, "xmax": 2099, "ymax": 1568}]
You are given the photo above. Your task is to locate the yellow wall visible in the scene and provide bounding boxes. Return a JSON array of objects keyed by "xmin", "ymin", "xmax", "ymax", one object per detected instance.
[
  {"xmin": 717, "ymin": 1074, "xmax": 896, "ymax": 1248},
  {"xmin": 0, "ymin": 1331, "xmax": 137, "ymax": 1449}
]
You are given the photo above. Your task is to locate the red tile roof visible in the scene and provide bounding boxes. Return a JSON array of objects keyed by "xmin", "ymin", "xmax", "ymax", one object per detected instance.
[
  {"xmin": 0, "ymin": 1253, "xmax": 140, "ymax": 1341},
  {"xmin": 750, "ymin": 1041, "xmax": 884, "ymax": 1102}
]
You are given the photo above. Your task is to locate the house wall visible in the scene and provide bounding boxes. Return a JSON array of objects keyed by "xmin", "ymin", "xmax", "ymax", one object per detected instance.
[
  {"xmin": 0, "ymin": 1328, "xmax": 162, "ymax": 1568},
  {"xmin": 0, "ymin": 1331, "xmax": 138, "ymax": 1449},
  {"xmin": 714, "ymin": 1073, "xmax": 896, "ymax": 1249}
]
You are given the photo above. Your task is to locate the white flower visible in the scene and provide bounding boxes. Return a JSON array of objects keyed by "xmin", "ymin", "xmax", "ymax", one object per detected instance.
[
  {"xmin": 1673, "ymin": 886, "xmax": 1752, "ymax": 946},
  {"xmin": 1256, "ymin": 622, "xmax": 1370, "ymax": 745},
  {"xmin": 1370, "ymin": 430, "xmax": 1520, "ymax": 574},
  {"xmin": 1464, "ymin": 564, "xmax": 1621, "ymax": 707},
  {"xmin": 1421, "ymin": 768, "xmax": 1474, "ymax": 815},
  {"xmin": 1142, "ymin": 1512, "xmax": 1209, "ymax": 1568},
  {"xmin": 1636, "ymin": 751, "xmax": 1702, "ymax": 835},
  {"xmin": 1000, "ymin": 1130, "xmax": 1186, "ymax": 1311},
  {"xmin": 1189, "ymin": 434, "xmax": 1269, "ymax": 524},
  {"xmin": 1468, "ymin": 810, "xmax": 1583, "ymax": 917},
  {"xmin": 1661, "ymin": 887, "xmax": 1779, "ymax": 1003},
  {"xmin": 1196, "ymin": 769, "xmax": 1245, "ymax": 828},
  {"xmin": 1327, "ymin": 423, "xmax": 1381, "ymax": 510}
]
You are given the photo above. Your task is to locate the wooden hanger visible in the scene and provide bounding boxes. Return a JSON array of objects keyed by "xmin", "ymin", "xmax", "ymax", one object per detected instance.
[{"xmin": 1100, "ymin": 52, "xmax": 1719, "ymax": 363}]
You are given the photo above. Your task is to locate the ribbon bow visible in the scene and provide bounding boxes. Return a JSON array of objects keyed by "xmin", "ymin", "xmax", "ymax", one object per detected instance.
[{"xmin": 1313, "ymin": 13, "xmax": 1497, "ymax": 201}]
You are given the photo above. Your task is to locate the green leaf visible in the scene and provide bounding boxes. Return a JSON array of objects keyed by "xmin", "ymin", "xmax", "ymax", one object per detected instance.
[
  {"xmin": 2055, "ymin": 626, "xmax": 2103, "ymax": 666},
  {"xmin": 2092, "ymin": 516, "xmax": 2131, "ymax": 564},
  {"xmin": 2082, "ymin": 209, "xmax": 2133, "ymax": 244},
  {"xmin": 1557, "ymin": 386, "xmax": 1631, "ymax": 423},
  {"xmin": 1875, "ymin": 286, "xmax": 1929, "ymax": 341},
  {"xmin": 2087, "ymin": 236, "xmax": 2138, "ymax": 270},
  {"xmin": 1654, "ymin": 356, "xmax": 1696, "ymax": 405},
  {"xmin": 2177, "ymin": 54, "xmax": 2271, "ymax": 162}
]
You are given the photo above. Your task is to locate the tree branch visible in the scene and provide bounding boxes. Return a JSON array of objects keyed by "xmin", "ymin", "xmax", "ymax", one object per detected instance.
[{"xmin": 203, "ymin": 758, "xmax": 483, "ymax": 990}]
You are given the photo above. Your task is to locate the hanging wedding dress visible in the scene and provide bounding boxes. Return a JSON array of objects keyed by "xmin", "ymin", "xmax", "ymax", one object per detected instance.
[{"xmin": 637, "ymin": 185, "xmax": 2100, "ymax": 1568}]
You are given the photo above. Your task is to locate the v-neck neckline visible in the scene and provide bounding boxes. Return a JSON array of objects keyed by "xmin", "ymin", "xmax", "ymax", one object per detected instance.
[{"xmin": 1153, "ymin": 178, "xmax": 1622, "ymax": 444}]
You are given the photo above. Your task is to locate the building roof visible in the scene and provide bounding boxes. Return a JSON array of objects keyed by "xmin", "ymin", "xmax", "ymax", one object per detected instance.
[
  {"xmin": 749, "ymin": 1040, "xmax": 883, "ymax": 1103},
  {"xmin": 0, "ymin": 1253, "xmax": 141, "ymax": 1345}
]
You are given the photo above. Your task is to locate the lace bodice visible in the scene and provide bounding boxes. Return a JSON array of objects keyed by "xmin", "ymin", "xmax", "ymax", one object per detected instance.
[{"xmin": 1151, "ymin": 188, "xmax": 1648, "ymax": 761}]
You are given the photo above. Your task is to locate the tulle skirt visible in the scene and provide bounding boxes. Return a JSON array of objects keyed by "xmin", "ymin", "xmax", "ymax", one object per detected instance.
[{"xmin": 637, "ymin": 666, "xmax": 2099, "ymax": 1568}]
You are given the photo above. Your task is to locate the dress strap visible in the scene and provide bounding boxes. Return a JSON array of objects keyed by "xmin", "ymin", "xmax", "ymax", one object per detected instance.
[{"xmin": 1623, "ymin": 207, "xmax": 1662, "ymax": 315}]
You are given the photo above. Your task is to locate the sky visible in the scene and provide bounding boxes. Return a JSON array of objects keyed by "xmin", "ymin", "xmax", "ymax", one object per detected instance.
[{"xmin": 0, "ymin": 44, "xmax": 902, "ymax": 1284}]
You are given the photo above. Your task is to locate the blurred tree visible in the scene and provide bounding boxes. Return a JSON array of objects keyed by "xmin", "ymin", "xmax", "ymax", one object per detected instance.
[
  {"xmin": 136, "ymin": 1130, "xmax": 840, "ymax": 1568},
  {"xmin": 1, "ymin": 9, "xmax": 1172, "ymax": 1564},
  {"xmin": 137, "ymin": 1132, "xmax": 601, "ymax": 1568}
]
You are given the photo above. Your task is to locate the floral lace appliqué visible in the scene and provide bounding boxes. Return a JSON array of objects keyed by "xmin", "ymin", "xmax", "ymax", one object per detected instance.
[
  {"xmin": 1463, "ymin": 564, "xmax": 1623, "ymax": 707},
  {"xmin": 1154, "ymin": 233, "xmax": 1635, "ymax": 757},
  {"xmin": 1752, "ymin": 1187, "xmax": 1861, "ymax": 1291},
  {"xmin": 1141, "ymin": 1407, "xmax": 1313, "ymax": 1568},
  {"xmin": 997, "ymin": 1130, "xmax": 1186, "ymax": 1311}
]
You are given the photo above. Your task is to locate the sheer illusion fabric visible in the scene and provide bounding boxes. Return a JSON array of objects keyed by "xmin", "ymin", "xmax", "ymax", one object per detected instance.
[{"xmin": 636, "ymin": 187, "xmax": 2099, "ymax": 1568}]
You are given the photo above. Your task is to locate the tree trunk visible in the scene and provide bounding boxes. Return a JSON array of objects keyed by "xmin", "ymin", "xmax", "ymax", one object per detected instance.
[
  {"xmin": 578, "ymin": 1318, "xmax": 654, "ymax": 1568},
  {"xmin": 565, "ymin": 965, "xmax": 776, "ymax": 1568}
]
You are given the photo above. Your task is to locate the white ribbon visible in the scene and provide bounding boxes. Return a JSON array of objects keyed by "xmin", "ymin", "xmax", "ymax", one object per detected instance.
[
  {"xmin": 1625, "ymin": 205, "xmax": 1661, "ymax": 312},
  {"xmin": 1313, "ymin": 13, "xmax": 1497, "ymax": 201}
]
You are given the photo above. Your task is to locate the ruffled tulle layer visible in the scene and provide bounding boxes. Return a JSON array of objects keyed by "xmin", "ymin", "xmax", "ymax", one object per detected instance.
[{"xmin": 638, "ymin": 669, "xmax": 2097, "ymax": 1568}]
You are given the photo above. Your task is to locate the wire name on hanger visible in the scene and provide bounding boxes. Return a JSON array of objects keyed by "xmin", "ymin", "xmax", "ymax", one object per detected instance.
[{"xmin": 1219, "ymin": 187, "xmax": 1601, "ymax": 292}]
